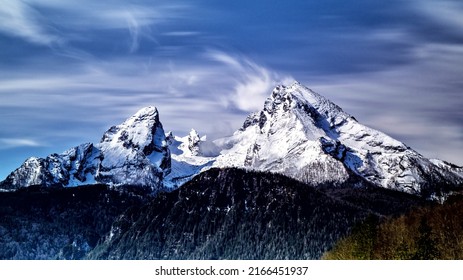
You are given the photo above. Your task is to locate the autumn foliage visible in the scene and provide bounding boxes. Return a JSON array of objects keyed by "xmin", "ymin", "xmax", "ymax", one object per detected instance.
[{"xmin": 324, "ymin": 195, "xmax": 463, "ymax": 259}]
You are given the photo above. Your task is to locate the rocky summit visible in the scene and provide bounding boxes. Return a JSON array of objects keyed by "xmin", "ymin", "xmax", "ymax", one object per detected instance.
[{"xmin": 0, "ymin": 106, "xmax": 170, "ymax": 193}]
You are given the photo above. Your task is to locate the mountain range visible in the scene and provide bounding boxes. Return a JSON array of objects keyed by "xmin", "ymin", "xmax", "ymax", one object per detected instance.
[{"xmin": 2, "ymin": 81, "xmax": 462, "ymax": 199}]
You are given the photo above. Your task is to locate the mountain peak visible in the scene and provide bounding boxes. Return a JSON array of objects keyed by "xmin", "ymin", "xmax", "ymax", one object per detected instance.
[
  {"xmin": 100, "ymin": 106, "xmax": 160, "ymax": 150},
  {"xmin": 216, "ymin": 82, "xmax": 463, "ymax": 196},
  {"xmin": 97, "ymin": 106, "xmax": 170, "ymax": 187},
  {"xmin": 129, "ymin": 106, "xmax": 160, "ymax": 126},
  {"xmin": 272, "ymin": 82, "xmax": 349, "ymax": 119},
  {"xmin": 188, "ymin": 129, "xmax": 201, "ymax": 156},
  {"xmin": 0, "ymin": 106, "xmax": 171, "ymax": 192},
  {"xmin": 242, "ymin": 82, "xmax": 350, "ymax": 139}
]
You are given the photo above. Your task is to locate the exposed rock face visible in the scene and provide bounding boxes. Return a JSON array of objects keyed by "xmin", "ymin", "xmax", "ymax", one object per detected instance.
[
  {"xmin": 97, "ymin": 106, "xmax": 170, "ymax": 190},
  {"xmin": 0, "ymin": 107, "xmax": 170, "ymax": 192}
]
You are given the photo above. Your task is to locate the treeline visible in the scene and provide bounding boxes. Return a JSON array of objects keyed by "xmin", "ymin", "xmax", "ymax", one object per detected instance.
[{"xmin": 323, "ymin": 194, "xmax": 463, "ymax": 259}]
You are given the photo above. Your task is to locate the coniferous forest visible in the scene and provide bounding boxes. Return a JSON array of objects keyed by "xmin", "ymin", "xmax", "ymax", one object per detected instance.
[{"xmin": 1, "ymin": 168, "xmax": 462, "ymax": 259}]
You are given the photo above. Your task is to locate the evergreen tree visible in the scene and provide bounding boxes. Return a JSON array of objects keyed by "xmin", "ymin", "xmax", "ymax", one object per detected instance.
[{"xmin": 413, "ymin": 218, "xmax": 439, "ymax": 260}]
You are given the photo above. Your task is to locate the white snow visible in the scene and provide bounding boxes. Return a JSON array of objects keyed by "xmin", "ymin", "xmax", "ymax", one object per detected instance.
[{"xmin": 163, "ymin": 133, "xmax": 215, "ymax": 189}]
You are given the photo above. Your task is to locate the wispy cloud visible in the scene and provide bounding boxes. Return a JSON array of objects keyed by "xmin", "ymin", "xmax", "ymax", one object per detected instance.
[
  {"xmin": 0, "ymin": 138, "xmax": 43, "ymax": 149},
  {"xmin": 413, "ymin": 0, "xmax": 463, "ymax": 32},
  {"xmin": 0, "ymin": 0, "xmax": 186, "ymax": 55},
  {"xmin": 0, "ymin": 49, "xmax": 292, "ymax": 147},
  {"xmin": 0, "ymin": 0, "xmax": 61, "ymax": 45},
  {"xmin": 126, "ymin": 11, "xmax": 141, "ymax": 53},
  {"xmin": 162, "ymin": 31, "xmax": 201, "ymax": 37},
  {"xmin": 206, "ymin": 51, "xmax": 293, "ymax": 112}
]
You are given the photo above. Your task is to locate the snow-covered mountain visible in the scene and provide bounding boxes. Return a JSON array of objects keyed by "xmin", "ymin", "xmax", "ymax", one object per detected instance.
[
  {"xmin": 209, "ymin": 82, "xmax": 462, "ymax": 196},
  {"xmin": 163, "ymin": 129, "xmax": 215, "ymax": 189},
  {"xmin": 0, "ymin": 107, "xmax": 170, "ymax": 192},
  {"xmin": 208, "ymin": 82, "xmax": 463, "ymax": 195},
  {"xmin": 1, "ymin": 81, "xmax": 462, "ymax": 198}
]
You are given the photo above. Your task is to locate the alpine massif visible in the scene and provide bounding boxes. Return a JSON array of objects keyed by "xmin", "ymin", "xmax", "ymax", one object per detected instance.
[
  {"xmin": 2, "ymin": 82, "xmax": 461, "ymax": 198},
  {"xmin": 1, "ymin": 81, "xmax": 462, "ymax": 259}
]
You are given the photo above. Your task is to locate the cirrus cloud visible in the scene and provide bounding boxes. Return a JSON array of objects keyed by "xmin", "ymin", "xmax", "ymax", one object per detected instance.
[
  {"xmin": 0, "ymin": 138, "xmax": 43, "ymax": 149},
  {"xmin": 0, "ymin": 0, "xmax": 62, "ymax": 45},
  {"xmin": 206, "ymin": 51, "xmax": 293, "ymax": 112}
]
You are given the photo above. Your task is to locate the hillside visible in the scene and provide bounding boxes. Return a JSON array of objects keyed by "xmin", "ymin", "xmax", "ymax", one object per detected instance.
[{"xmin": 88, "ymin": 168, "xmax": 426, "ymax": 260}]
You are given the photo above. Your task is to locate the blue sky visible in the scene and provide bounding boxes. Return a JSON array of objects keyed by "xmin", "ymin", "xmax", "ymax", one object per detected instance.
[{"xmin": 1, "ymin": 0, "xmax": 462, "ymax": 179}]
